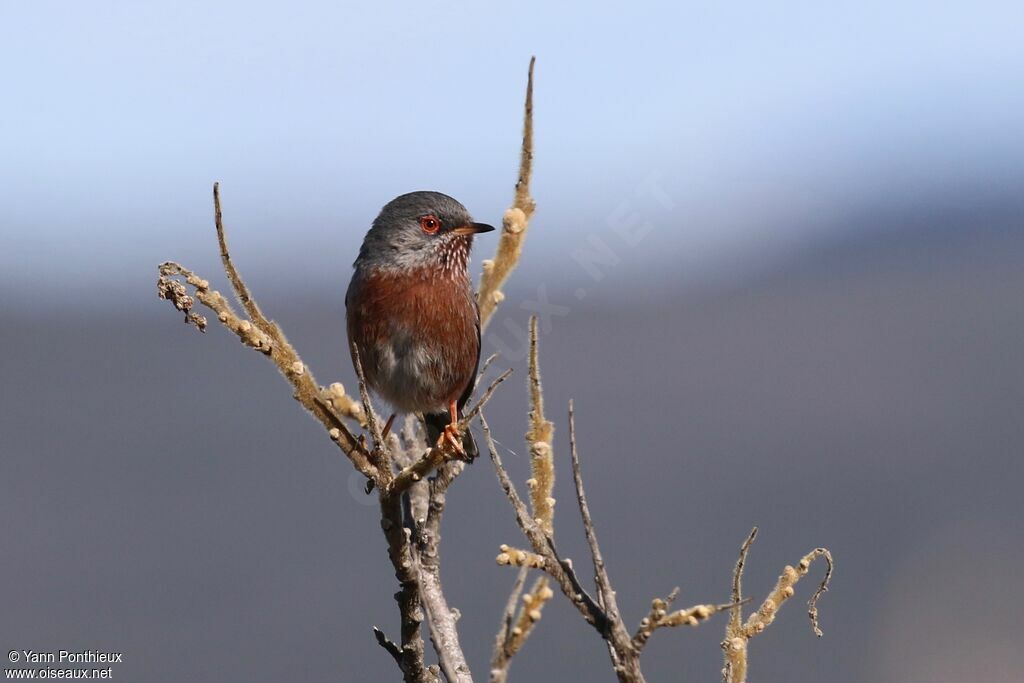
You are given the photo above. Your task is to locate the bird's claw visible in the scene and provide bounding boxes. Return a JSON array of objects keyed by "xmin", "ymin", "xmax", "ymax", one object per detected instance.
[{"xmin": 437, "ymin": 423, "xmax": 466, "ymax": 458}]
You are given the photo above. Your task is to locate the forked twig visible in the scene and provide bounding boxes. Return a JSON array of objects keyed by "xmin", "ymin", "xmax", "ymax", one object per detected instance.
[{"xmin": 723, "ymin": 529, "xmax": 834, "ymax": 683}]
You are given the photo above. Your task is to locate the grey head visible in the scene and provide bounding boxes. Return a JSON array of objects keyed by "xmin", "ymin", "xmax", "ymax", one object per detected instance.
[{"xmin": 354, "ymin": 191, "xmax": 494, "ymax": 275}]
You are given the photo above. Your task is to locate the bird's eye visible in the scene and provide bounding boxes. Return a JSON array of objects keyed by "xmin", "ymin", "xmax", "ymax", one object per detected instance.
[{"xmin": 419, "ymin": 215, "xmax": 441, "ymax": 234}]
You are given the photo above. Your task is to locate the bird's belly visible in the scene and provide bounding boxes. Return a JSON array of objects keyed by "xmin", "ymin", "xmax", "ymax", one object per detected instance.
[{"xmin": 370, "ymin": 333, "xmax": 447, "ymax": 413}]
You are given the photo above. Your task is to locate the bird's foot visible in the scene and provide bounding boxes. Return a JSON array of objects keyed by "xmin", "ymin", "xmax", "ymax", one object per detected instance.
[
  {"xmin": 437, "ymin": 422, "xmax": 466, "ymax": 459},
  {"xmin": 381, "ymin": 414, "xmax": 396, "ymax": 440}
]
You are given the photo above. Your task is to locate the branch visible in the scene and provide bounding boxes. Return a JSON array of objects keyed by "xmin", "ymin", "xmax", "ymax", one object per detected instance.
[
  {"xmin": 484, "ymin": 335, "xmax": 751, "ymax": 682},
  {"xmin": 157, "ymin": 193, "xmax": 374, "ymax": 485},
  {"xmin": 722, "ymin": 530, "xmax": 834, "ymax": 683},
  {"xmin": 351, "ymin": 341, "xmax": 393, "ymax": 485},
  {"xmin": 633, "ymin": 589, "xmax": 746, "ymax": 652},
  {"xmin": 417, "ymin": 464, "xmax": 472, "ymax": 683},
  {"xmin": 379, "ymin": 492, "xmax": 434, "ymax": 683},
  {"xmin": 159, "ymin": 187, "xmax": 440, "ymax": 682},
  {"xmin": 374, "ymin": 626, "xmax": 403, "ymax": 665},
  {"xmin": 490, "ymin": 573, "xmax": 553, "ymax": 683},
  {"xmin": 478, "ymin": 56, "xmax": 536, "ymax": 330},
  {"xmin": 568, "ymin": 401, "xmax": 616, "ymax": 619},
  {"xmin": 488, "ymin": 317, "xmax": 557, "ymax": 681},
  {"xmin": 729, "ymin": 527, "xmax": 758, "ymax": 639},
  {"xmin": 481, "ymin": 413, "xmax": 608, "ymax": 630},
  {"xmin": 567, "ymin": 401, "xmax": 639, "ymax": 668},
  {"xmin": 526, "ymin": 317, "xmax": 556, "ymax": 535},
  {"xmin": 491, "ymin": 567, "xmax": 529, "ymax": 683},
  {"xmin": 387, "ymin": 369, "xmax": 513, "ymax": 497}
]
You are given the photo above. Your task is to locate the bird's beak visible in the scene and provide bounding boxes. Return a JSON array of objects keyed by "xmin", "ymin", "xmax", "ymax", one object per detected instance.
[{"xmin": 451, "ymin": 222, "xmax": 495, "ymax": 236}]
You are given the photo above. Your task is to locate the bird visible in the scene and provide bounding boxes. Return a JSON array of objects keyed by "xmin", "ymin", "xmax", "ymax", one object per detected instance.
[{"xmin": 345, "ymin": 191, "xmax": 494, "ymax": 459}]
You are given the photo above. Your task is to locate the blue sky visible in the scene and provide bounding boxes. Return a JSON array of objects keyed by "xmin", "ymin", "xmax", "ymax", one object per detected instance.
[{"xmin": 2, "ymin": 1, "xmax": 1023, "ymax": 301}]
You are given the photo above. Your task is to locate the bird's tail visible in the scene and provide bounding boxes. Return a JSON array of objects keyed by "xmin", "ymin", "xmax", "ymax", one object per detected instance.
[{"xmin": 423, "ymin": 410, "xmax": 478, "ymax": 461}]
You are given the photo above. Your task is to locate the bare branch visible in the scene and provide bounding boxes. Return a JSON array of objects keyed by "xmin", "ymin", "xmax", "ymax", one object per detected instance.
[
  {"xmin": 526, "ymin": 317, "xmax": 556, "ymax": 535},
  {"xmin": 568, "ymin": 401, "xmax": 637, "ymax": 664},
  {"xmin": 351, "ymin": 342, "xmax": 386, "ymax": 452},
  {"xmin": 741, "ymin": 547, "xmax": 833, "ymax": 639},
  {"xmin": 213, "ymin": 182, "xmax": 267, "ymax": 331},
  {"xmin": 481, "ymin": 413, "xmax": 609, "ymax": 631},
  {"xmin": 722, "ymin": 530, "xmax": 834, "ymax": 683},
  {"xmin": 478, "ymin": 57, "xmax": 536, "ymax": 329},
  {"xmin": 474, "ymin": 353, "xmax": 500, "ymax": 392},
  {"xmin": 806, "ymin": 549, "xmax": 834, "ymax": 638},
  {"xmin": 374, "ymin": 626, "xmax": 403, "ymax": 664},
  {"xmin": 419, "ymin": 569, "xmax": 470, "ymax": 683},
  {"xmin": 634, "ymin": 592, "xmax": 747, "ymax": 652},
  {"xmin": 632, "ymin": 587, "xmax": 679, "ymax": 651},
  {"xmin": 490, "ymin": 573, "xmax": 553, "ymax": 683},
  {"xmin": 159, "ymin": 188, "xmax": 438, "ymax": 682},
  {"xmin": 418, "ymin": 458, "xmax": 473, "ymax": 682},
  {"xmin": 387, "ymin": 369, "xmax": 513, "ymax": 498},
  {"xmin": 350, "ymin": 341, "xmax": 393, "ymax": 483},
  {"xmin": 158, "ymin": 257, "xmax": 375, "ymax": 485},
  {"xmin": 491, "ymin": 567, "xmax": 529, "ymax": 683},
  {"xmin": 729, "ymin": 527, "xmax": 759, "ymax": 636},
  {"xmin": 379, "ymin": 492, "xmax": 432, "ymax": 683},
  {"xmin": 461, "ymin": 368, "xmax": 515, "ymax": 425},
  {"xmin": 497, "ymin": 569, "xmax": 529, "ymax": 647},
  {"xmin": 487, "ymin": 320, "xmax": 555, "ymax": 681}
]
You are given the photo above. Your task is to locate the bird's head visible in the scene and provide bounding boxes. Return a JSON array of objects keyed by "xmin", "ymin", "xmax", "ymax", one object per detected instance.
[{"xmin": 354, "ymin": 191, "xmax": 494, "ymax": 276}]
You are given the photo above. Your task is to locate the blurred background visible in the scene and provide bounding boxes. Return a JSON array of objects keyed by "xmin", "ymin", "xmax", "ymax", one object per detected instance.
[{"xmin": 2, "ymin": 1, "xmax": 1022, "ymax": 681}]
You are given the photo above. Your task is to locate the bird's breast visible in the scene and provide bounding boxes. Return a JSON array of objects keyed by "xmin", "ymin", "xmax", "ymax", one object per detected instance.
[{"xmin": 346, "ymin": 266, "xmax": 478, "ymax": 414}]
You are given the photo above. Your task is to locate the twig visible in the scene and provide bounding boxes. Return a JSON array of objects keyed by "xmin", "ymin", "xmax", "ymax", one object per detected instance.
[
  {"xmin": 485, "ymin": 412, "xmax": 651, "ymax": 683},
  {"xmin": 493, "ymin": 567, "xmax": 529, "ymax": 672},
  {"xmin": 419, "ymin": 567, "xmax": 470, "ymax": 683},
  {"xmin": 461, "ymin": 368, "xmax": 515, "ymax": 425},
  {"xmin": 379, "ymin": 493, "xmax": 432, "ymax": 683},
  {"xmin": 722, "ymin": 530, "xmax": 834, "ymax": 683},
  {"xmin": 387, "ymin": 369, "xmax": 513, "ymax": 497},
  {"xmin": 157, "ymin": 208, "xmax": 375, "ymax": 485},
  {"xmin": 568, "ymin": 401, "xmax": 638, "ymax": 667},
  {"xmin": 474, "ymin": 353, "xmax": 500, "ymax": 392},
  {"xmin": 478, "ymin": 57, "xmax": 537, "ymax": 329},
  {"xmin": 213, "ymin": 182, "xmax": 264, "ymax": 329},
  {"xmin": 634, "ymin": 593, "xmax": 748, "ymax": 652},
  {"xmin": 526, "ymin": 317, "xmax": 556, "ymax": 535},
  {"xmin": 418, "ymin": 457, "xmax": 473, "ymax": 682},
  {"xmin": 374, "ymin": 626, "xmax": 403, "ymax": 665},
  {"xmin": 730, "ymin": 527, "xmax": 758, "ymax": 637},
  {"xmin": 351, "ymin": 342, "xmax": 392, "ymax": 482},
  {"xmin": 490, "ymin": 573, "xmax": 553, "ymax": 683},
  {"xmin": 489, "ymin": 318, "xmax": 557, "ymax": 681},
  {"xmin": 481, "ymin": 413, "xmax": 608, "ymax": 631}
]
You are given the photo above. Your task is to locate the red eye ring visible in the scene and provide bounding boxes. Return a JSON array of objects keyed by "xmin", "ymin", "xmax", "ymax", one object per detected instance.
[{"xmin": 419, "ymin": 215, "xmax": 441, "ymax": 234}]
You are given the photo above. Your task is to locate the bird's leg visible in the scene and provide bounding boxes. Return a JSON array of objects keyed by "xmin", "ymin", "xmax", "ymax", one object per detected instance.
[
  {"xmin": 438, "ymin": 399, "xmax": 466, "ymax": 456},
  {"xmin": 381, "ymin": 413, "xmax": 396, "ymax": 440}
]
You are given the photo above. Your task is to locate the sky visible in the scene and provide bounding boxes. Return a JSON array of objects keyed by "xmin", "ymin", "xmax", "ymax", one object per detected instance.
[{"xmin": 2, "ymin": 0, "xmax": 1023, "ymax": 301}]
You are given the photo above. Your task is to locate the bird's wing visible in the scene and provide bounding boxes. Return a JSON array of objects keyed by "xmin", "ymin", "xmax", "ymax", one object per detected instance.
[{"xmin": 456, "ymin": 298, "xmax": 482, "ymax": 412}]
